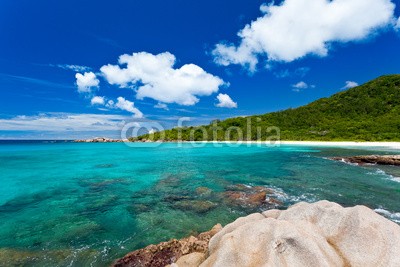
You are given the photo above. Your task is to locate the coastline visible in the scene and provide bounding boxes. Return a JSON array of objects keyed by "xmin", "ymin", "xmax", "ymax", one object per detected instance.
[
  {"xmin": 72, "ymin": 138, "xmax": 400, "ymax": 149},
  {"xmin": 165, "ymin": 140, "xmax": 400, "ymax": 149},
  {"xmin": 279, "ymin": 141, "xmax": 400, "ymax": 149}
]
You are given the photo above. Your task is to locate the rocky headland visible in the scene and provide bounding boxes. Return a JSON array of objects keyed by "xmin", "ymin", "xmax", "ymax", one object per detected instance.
[
  {"xmin": 331, "ymin": 155, "xmax": 400, "ymax": 166},
  {"xmin": 74, "ymin": 137, "xmax": 126, "ymax": 143},
  {"xmin": 113, "ymin": 201, "xmax": 400, "ymax": 267}
]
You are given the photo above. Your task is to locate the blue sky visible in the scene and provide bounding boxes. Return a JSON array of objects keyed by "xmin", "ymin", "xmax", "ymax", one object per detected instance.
[{"xmin": 0, "ymin": 0, "xmax": 399, "ymax": 139}]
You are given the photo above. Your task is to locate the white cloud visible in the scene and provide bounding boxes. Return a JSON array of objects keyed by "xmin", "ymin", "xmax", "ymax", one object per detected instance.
[
  {"xmin": 100, "ymin": 52, "xmax": 226, "ymax": 106},
  {"xmin": 75, "ymin": 72, "xmax": 100, "ymax": 93},
  {"xmin": 56, "ymin": 64, "xmax": 91, "ymax": 72},
  {"xmin": 154, "ymin": 103, "xmax": 169, "ymax": 110},
  {"xmin": 274, "ymin": 67, "xmax": 310, "ymax": 79},
  {"xmin": 293, "ymin": 81, "xmax": 309, "ymax": 89},
  {"xmin": 396, "ymin": 17, "xmax": 400, "ymax": 30},
  {"xmin": 341, "ymin": 81, "xmax": 359, "ymax": 90},
  {"xmin": 292, "ymin": 81, "xmax": 315, "ymax": 92},
  {"xmin": 105, "ymin": 97, "xmax": 144, "ymax": 118},
  {"xmin": 0, "ymin": 113, "xmax": 130, "ymax": 131},
  {"xmin": 215, "ymin": 93, "xmax": 238, "ymax": 108},
  {"xmin": 213, "ymin": 0, "xmax": 396, "ymax": 71},
  {"xmin": 91, "ymin": 96, "xmax": 105, "ymax": 105}
]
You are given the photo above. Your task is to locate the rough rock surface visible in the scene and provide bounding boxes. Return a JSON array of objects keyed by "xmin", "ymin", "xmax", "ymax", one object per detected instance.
[
  {"xmin": 331, "ymin": 155, "xmax": 400, "ymax": 166},
  {"xmin": 222, "ymin": 184, "xmax": 282, "ymax": 208},
  {"xmin": 202, "ymin": 201, "xmax": 400, "ymax": 267},
  {"xmin": 172, "ymin": 252, "xmax": 206, "ymax": 267},
  {"xmin": 112, "ymin": 224, "xmax": 222, "ymax": 267}
]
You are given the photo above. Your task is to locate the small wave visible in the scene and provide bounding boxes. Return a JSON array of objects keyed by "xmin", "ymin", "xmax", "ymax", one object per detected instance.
[
  {"xmin": 374, "ymin": 208, "xmax": 400, "ymax": 223},
  {"xmin": 339, "ymin": 158, "xmax": 359, "ymax": 166},
  {"xmin": 267, "ymin": 186, "xmax": 317, "ymax": 204},
  {"xmin": 367, "ymin": 169, "xmax": 400, "ymax": 183},
  {"xmin": 324, "ymin": 157, "xmax": 359, "ymax": 166}
]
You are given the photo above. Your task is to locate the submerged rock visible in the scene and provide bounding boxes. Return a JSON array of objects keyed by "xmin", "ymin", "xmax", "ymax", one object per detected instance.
[
  {"xmin": 202, "ymin": 201, "xmax": 400, "ymax": 267},
  {"xmin": 112, "ymin": 224, "xmax": 222, "ymax": 267},
  {"xmin": 331, "ymin": 155, "xmax": 400, "ymax": 166},
  {"xmin": 128, "ymin": 203, "xmax": 152, "ymax": 214},
  {"xmin": 222, "ymin": 184, "xmax": 282, "ymax": 208},
  {"xmin": 195, "ymin": 187, "xmax": 212, "ymax": 196},
  {"xmin": 172, "ymin": 200, "xmax": 218, "ymax": 214},
  {"xmin": 0, "ymin": 248, "xmax": 100, "ymax": 266},
  {"xmin": 163, "ymin": 195, "xmax": 191, "ymax": 203}
]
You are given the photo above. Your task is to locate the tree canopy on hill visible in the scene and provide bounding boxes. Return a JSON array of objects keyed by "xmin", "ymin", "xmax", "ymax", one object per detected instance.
[{"xmin": 133, "ymin": 75, "xmax": 400, "ymax": 142}]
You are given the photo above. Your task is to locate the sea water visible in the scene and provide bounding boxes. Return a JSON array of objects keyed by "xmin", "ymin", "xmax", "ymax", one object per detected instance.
[{"xmin": 0, "ymin": 141, "xmax": 400, "ymax": 266}]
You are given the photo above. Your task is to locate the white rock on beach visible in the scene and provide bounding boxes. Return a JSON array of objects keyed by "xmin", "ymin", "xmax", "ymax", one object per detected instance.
[{"xmin": 200, "ymin": 200, "xmax": 400, "ymax": 267}]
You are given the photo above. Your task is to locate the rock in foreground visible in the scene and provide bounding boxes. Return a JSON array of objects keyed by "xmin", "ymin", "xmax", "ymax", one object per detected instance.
[
  {"xmin": 114, "ymin": 201, "xmax": 400, "ymax": 267},
  {"xmin": 203, "ymin": 201, "xmax": 400, "ymax": 267},
  {"xmin": 112, "ymin": 224, "xmax": 222, "ymax": 267}
]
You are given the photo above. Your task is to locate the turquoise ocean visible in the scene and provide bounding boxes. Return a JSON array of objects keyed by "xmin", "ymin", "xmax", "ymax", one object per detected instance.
[{"xmin": 1, "ymin": 141, "xmax": 400, "ymax": 266}]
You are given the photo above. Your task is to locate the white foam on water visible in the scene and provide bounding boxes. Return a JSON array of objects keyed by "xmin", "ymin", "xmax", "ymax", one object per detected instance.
[
  {"xmin": 324, "ymin": 157, "xmax": 359, "ymax": 166},
  {"xmin": 367, "ymin": 169, "xmax": 400, "ymax": 183},
  {"xmin": 375, "ymin": 208, "xmax": 400, "ymax": 223},
  {"xmin": 266, "ymin": 185, "xmax": 317, "ymax": 204},
  {"xmin": 339, "ymin": 158, "xmax": 359, "ymax": 166}
]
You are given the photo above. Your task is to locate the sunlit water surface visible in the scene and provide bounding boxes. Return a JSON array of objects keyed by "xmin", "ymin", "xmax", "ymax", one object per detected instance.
[{"xmin": 0, "ymin": 141, "xmax": 399, "ymax": 266}]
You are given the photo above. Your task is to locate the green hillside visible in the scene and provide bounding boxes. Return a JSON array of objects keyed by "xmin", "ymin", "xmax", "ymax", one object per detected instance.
[{"xmin": 135, "ymin": 75, "xmax": 400, "ymax": 142}]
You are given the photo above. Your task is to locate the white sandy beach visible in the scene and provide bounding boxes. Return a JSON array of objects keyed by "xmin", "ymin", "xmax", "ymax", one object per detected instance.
[
  {"xmin": 185, "ymin": 141, "xmax": 400, "ymax": 149},
  {"xmin": 279, "ymin": 141, "xmax": 400, "ymax": 149}
]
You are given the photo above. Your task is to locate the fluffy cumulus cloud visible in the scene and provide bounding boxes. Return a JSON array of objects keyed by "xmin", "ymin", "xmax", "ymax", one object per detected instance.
[
  {"xmin": 114, "ymin": 97, "xmax": 144, "ymax": 118},
  {"xmin": 100, "ymin": 52, "xmax": 226, "ymax": 106},
  {"xmin": 213, "ymin": 0, "xmax": 396, "ymax": 71},
  {"xmin": 106, "ymin": 97, "xmax": 144, "ymax": 118},
  {"xmin": 91, "ymin": 96, "xmax": 105, "ymax": 105},
  {"xmin": 292, "ymin": 81, "xmax": 309, "ymax": 89},
  {"xmin": 342, "ymin": 81, "xmax": 359, "ymax": 90},
  {"xmin": 75, "ymin": 72, "xmax": 100, "ymax": 93},
  {"xmin": 215, "ymin": 93, "xmax": 238, "ymax": 108}
]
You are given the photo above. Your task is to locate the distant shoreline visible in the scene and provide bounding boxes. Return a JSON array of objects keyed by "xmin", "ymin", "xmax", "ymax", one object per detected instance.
[
  {"xmin": 279, "ymin": 141, "xmax": 400, "ymax": 148},
  {"xmin": 2, "ymin": 139, "xmax": 400, "ymax": 149},
  {"xmin": 122, "ymin": 140, "xmax": 400, "ymax": 149}
]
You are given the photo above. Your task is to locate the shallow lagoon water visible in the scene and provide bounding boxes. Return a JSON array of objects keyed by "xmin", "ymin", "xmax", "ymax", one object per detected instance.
[{"xmin": 0, "ymin": 142, "xmax": 400, "ymax": 266}]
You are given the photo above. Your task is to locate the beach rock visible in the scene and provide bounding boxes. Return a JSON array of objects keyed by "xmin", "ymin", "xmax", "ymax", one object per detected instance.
[
  {"xmin": 222, "ymin": 184, "xmax": 282, "ymax": 208},
  {"xmin": 331, "ymin": 155, "xmax": 400, "ymax": 166},
  {"xmin": 174, "ymin": 252, "xmax": 206, "ymax": 267},
  {"xmin": 247, "ymin": 191, "xmax": 267, "ymax": 204},
  {"xmin": 112, "ymin": 224, "xmax": 222, "ymax": 267},
  {"xmin": 202, "ymin": 201, "xmax": 400, "ymax": 267}
]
